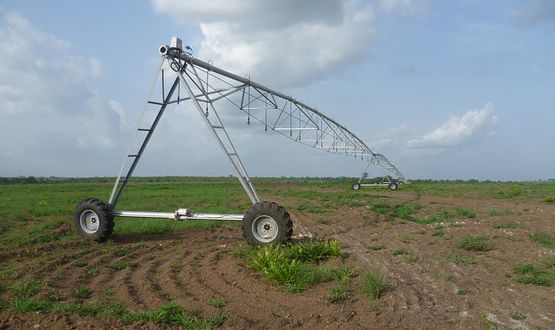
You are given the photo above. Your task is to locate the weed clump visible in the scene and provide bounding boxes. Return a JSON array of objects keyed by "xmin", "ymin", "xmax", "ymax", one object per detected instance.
[
  {"xmin": 544, "ymin": 195, "xmax": 555, "ymax": 203},
  {"xmin": 493, "ymin": 221, "xmax": 520, "ymax": 229},
  {"xmin": 509, "ymin": 311, "xmax": 527, "ymax": 320},
  {"xmin": 455, "ymin": 208, "xmax": 476, "ymax": 219},
  {"xmin": 8, "ymin": 280, "xmax": 227, "ymax": 328},
  {"xmin": 247, "ymin": 240, "xmax": 345, "ymax": 292},
  {"xmin": 457, "ymin": 288, "xmax": 470, "ymax": 295},
  {"xmin": 416, "ymin": 211, "xmax": 454, "ymax": 225},
  {"xmin": 445, "ymin": 252, "xmax": 478, "ymax": 265},
  {"xmin": 514, "ymin": 263, "xmax": 554, "ymax": 286},
  {"xmin": 75, "ymin": 287, "xmax": 93, "ymax": 299},
  {"xmin": 361, "ymin": 271, "xmax": 387, "ymax": 301},
  {"xmin": 392, "ymin": 248, "xmax": 411, "ymax": 256},
  {"xmin": 530, "ymin": 232, "xmax": 553, "ymax": 248},
  {"xmin": 495, "ymin": 186, "xmax": 522, "ymax": 199},
  {"xmin": 457, "ymin": 235, "xmax": 494, "ymax": 252},
  {"xmin": 370, "ymin": 202, "xmax": 421, "ymax": 220}
]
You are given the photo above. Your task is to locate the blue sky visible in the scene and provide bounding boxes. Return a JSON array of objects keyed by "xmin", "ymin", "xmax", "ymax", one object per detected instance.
[{"xmin": 0, "ymin": 0, "xmax": 553, "ymax": 180}]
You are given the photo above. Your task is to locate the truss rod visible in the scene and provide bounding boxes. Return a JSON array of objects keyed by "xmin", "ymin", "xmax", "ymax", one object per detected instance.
[{"xmin": 165, "ymin": 47, "xmax": 374, "ymax": 155}]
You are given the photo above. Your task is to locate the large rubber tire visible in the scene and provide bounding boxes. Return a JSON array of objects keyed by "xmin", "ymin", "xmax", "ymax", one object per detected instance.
[
  {"xmin": 352, "ymin": 183, "xmax": 361, "ymax": 190},
  {"xmin": 74, "ymin": 198, "xmax": 114, "ymax": 242},
  {"xmin": 388, "ymin": 182, "xmax": 399, "ymax": 191},
  {"xmin": 242, "ymin": 201, "xmax": 293, "ymax": 245}
]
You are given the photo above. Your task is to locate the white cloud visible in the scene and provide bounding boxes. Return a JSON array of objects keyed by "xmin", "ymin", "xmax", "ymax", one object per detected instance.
[
  {"xmin": 0, "ymin": 13, "xmax": 125, "ymax": 176},
  {"xmin": 152, "ymin": 0, "xmax": 375, "ymax": 87},
  {"xmin": 406, "ymin": 103, "xmax": 497, "ymax": 149}
]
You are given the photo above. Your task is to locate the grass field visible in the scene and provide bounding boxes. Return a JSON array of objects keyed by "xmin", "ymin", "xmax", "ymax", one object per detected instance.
[{"xmin": 0, "ymin": 177, "xmax": 554, "ymax": 328}]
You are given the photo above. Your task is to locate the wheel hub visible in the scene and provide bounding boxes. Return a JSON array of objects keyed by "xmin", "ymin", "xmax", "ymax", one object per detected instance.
[
  {"xmin": 252, "ymin": 215, "xmax": 278, "ymax": 242},
  {"xmin": 80, "ymin": 210, "xmax": 100, "ymax": 234}
]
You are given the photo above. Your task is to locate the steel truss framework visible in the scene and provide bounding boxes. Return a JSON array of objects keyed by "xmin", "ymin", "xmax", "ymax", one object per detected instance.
[{"xmin": 108, "ymin": 38, "xmax": 405, "ymax": 220}]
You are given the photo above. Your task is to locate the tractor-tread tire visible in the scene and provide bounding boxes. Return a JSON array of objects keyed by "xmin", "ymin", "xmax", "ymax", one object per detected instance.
[
  {"xmin": 74, "ymin": 198, "xmax": 114, "ymax": 242},
  {"xmin": 242, "ymin": 201, "xmax": 292, "ymax": 245}
]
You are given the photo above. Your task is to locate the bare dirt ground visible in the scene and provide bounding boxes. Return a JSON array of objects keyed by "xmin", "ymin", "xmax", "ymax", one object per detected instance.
[{"xmin": 1, "ymin": 187, "xmax": 554, "ymax": 329}]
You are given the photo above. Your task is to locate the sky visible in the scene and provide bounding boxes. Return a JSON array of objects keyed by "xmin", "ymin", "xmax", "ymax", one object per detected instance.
[{"xmin": 0, "ymin": 0, "xmax": 554, "ymax": 181}]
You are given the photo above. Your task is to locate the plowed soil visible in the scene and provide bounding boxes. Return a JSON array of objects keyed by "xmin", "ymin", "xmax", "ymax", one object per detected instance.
[{"xmin": 1, "ymin": 186, "xmax": 554, "ymax": 329}]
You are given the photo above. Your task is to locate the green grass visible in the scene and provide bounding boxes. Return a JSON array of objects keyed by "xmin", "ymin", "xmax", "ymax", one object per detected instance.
[
  {"xmin": 9, "ymin": 280, "xmax": 41, "ymax": 299},
  {"xmin": 480, "ymin": 313, "xmax": 496, "ymax": 330},
  {"xmin": 371, "ymin": 202, "xmax": 392, "ymax": 215},
  {"xmin": 495, "ymin": 185, "xmax": 522, "ymax": 199},
  {"xmin": 457, "ymin": 235, "xmax": 494, "ymax": 252},
  {"xmin": 432, "ymin": 228, "xmax": 446, "ymax": 237},
  {"xmin": 493, "ymin": 221, "xmax": 520, "ymax": 229},
  {"xmin": 370, "ymin": 202, "xmax": 421, "ymax": 220},
  {"xmin": 392, "ymin": 248, "xmax": 411, "ymax": 256},
  {"xmin": 72, "ymin": 260, "xmax": 87, "ymax": 267},
  {"xmin": 445, "ymin": 252, "xmax": 478, "ymax": 265},
  {"xmin": 416, "ymin": 210, "xmax": 454, "ymax": 225},
  {"xmin": 0, "ymin": 177, "xmax": 256, "ymax": 251},
  {"xmin": 368, "ymin": 245, "xmax": 385, "ymax": 251},
  {"xmin": 457, "ymin": 288, "xmax": 469, "ymax": 295},
  {"xmin": 487, "ymin": 209, "xmax": 513, "ymax": 217},
  {"xmin": 514, "ymin": 263, "xmax": 554, "ymax": 286},
  {"xmin": 169, "ymin": 259, "xmax": 183, "ymax": 271},
  {"xmin": 245, "ymin": 240, "xmax": 344, "ymax": 292},
  {"xmin": 108, "ymin": 261, "xmax": 132, "ymax": 271},
  {"xmin": 529, "ymin": 232, "xmax": 553, "ymax": 248},
  {"xmin": 208, "ymin": 297, "xmax": 226, "ymax": 308},
  {"xmin": 361, "ymin": 270, "xmax": 387, "ymax": 301},
  {"xmin": 325, "ymin": 286, "xmax": 348, "ymax": 303},
  {"xmin": 295, "ymin": 201, "xmax": 333, "ymax": 214},
  {"xmin": 544, "ymin": 195, "xmax": 555, "ymax": 203},
  {"xmin": 113, "ymin": 248, "xmax": 130, "ymax": 257},
  {"xmin": 75, "ymin": 287, "xmax": 93, "ymax": 299},
  {"xmin": 10, "ymin": 297, "xmax": 227, "ymax": 329},
  {"xmin": 324, "ymin": 267, "xmax": 355, "ymax": 303},
  {"xmin": 544, "ymin": 254, "xmax": 555, "ymax": 269},
  {"xmin": 509, "ymin": 311, "xmax": 526, "ymax": 321},
  {"xmin": 455, "ymin": 208, "xmax": 476, "ymax": 219},
  {"xmin": 6, "ymin": 274, "xmax": 227, "ymax": 328},
  {"xmin": 399, "ymin": 235, "xmax": 414, "ymax": 243}
]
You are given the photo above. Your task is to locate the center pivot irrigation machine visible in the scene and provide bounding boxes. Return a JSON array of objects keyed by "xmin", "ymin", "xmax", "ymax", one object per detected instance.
[{"xmin": 74, "ymin": 37, "xmax": 405, "ymax": 245}]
